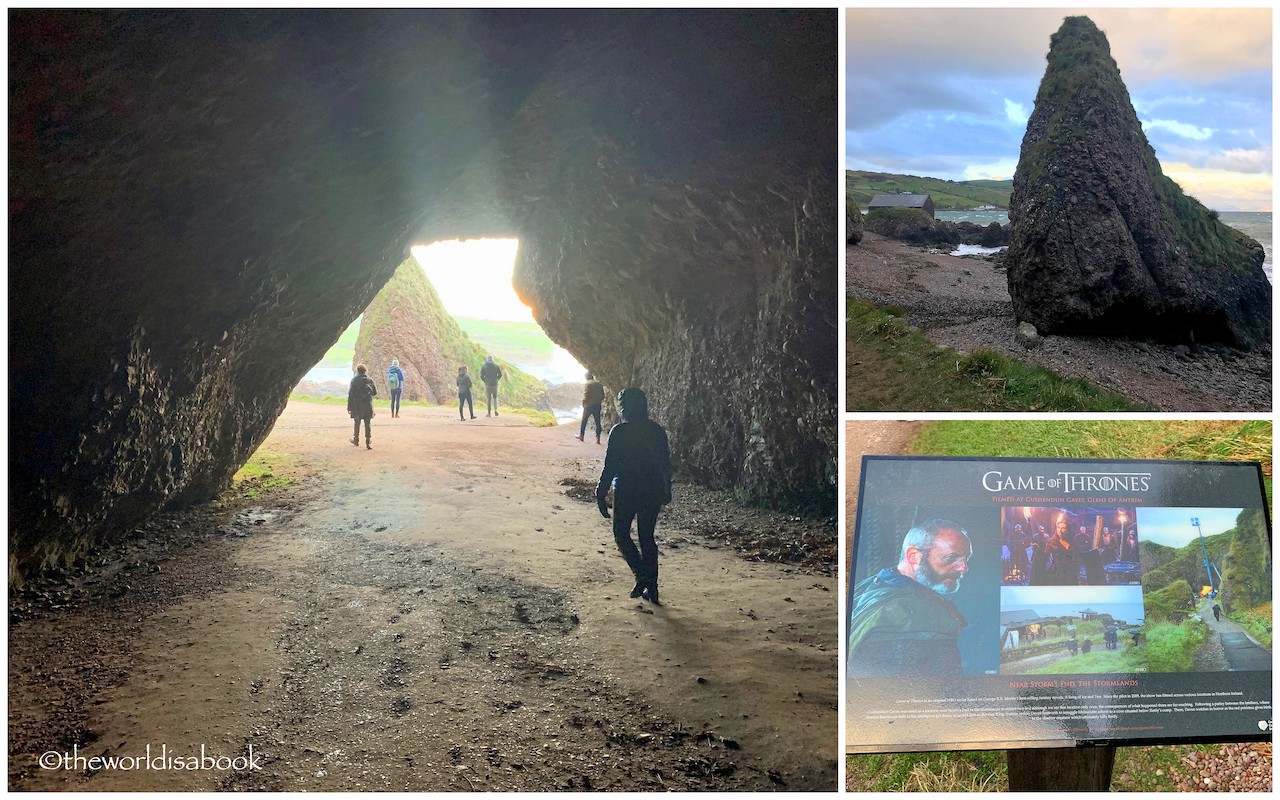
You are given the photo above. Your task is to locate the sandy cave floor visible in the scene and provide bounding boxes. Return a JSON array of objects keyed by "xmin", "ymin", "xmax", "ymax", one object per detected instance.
[{"xmin": 9, "ymin": 402, "xmax": 837, "ymax": 791}]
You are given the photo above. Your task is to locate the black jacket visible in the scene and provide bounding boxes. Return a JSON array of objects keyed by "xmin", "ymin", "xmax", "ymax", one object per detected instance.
[
  {"xmin": 347, "ymin": 375, "xmax": 377, "ymax": 419},
  {"xmin": 597, "ymin": 418, "xmax": 671, "ymax": 506}
]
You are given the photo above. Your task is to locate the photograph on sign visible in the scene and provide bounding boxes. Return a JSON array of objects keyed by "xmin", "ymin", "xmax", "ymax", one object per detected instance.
[{"xmin": 847, "ymin": 456, "xmax": 1272, "ymax": 753}]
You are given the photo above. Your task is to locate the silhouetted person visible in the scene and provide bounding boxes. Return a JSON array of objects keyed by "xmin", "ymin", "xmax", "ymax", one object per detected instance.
[
  {"xmin": 1212, "ymin": 603, "xmax": 1222, "ymax": 622},
  {"xmin": 1081, "ymin": 637, "xmax": 1092, "ymax": 655},
  {"xmin": 1066, "ymin": 635, "xmax": 1078, "ymax": 657},
  {"xmin": 347, "ymin": 364, "xmax": 377, "ymax": 449},
  {"xmin": 596, "ymin": 388, "xmax": 671, "ymax": 604},
  {"xmin": 456, "ymin": 365, "xmax": 475, "ymax": 421},
  {"xmin": 480, "ymin": 355, "xmax": 502, "ymax": 417},
  {"xmin": 577, "ymin": 372, "xmax": 605, "ymax": 444},
  {"xmin": 386, "ymin": 358, "xmax": 405, "ymax": 418},
  {"xmin": 1105, "ymin": 625, "xmax": 1118, "ymax": 650},
  {"xmin": 1120, "ymin": 529, "xmax": 1140, "ymax": 562}
]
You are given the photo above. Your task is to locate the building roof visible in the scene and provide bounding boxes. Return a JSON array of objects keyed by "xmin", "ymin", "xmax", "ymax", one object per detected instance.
[
  {"xmin": 1000, "ymin": 608, "xmax": 1041, "ymax": 627},
  {"xmin": 868, "ymin": 193, "xmax": 931, "ymax": 208}
]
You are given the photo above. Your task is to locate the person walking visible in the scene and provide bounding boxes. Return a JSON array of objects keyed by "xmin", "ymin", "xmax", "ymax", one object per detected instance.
[
  {"xmin": 347, "ymin": 364, "xmax": 377, "ymax": 449},
  {"xmin": 479, "ymin": 355, "xmax": 503, "ymax": 417},
  {"xmin": 456, "ymin": 365, "xmax": 475, "ymax": 421},
  {"xmin": 1212, "ymin": 602, "xmax": 1222, "ymax": 622},
  {"xmin": 596, "ymin": 388, "xmax": 671, "ymax": 604},
  {"xmin": 577, "ymin": 372, "xmax": 605, "ymax": 443},
  {"xmin": 386, "ymin": 358, "xmax": 406, "ymax": 418}
]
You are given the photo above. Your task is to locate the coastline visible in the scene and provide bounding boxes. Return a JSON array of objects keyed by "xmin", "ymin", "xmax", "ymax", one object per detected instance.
[{"xmin": 846, "ymin": 233, "xmax": 1271, "ymax": 412}]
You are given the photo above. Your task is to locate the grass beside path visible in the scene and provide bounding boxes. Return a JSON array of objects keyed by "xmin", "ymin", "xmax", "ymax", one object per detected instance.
[{"xmin": 845, "ymin": 301, "xmax": 1146, "ymax": 411}]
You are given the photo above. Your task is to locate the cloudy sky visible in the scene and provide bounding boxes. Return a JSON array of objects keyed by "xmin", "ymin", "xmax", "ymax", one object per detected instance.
[
  {"xmin": 846, "ymin": 8, "xmax": 1272, "ymax": 210},
  {"xmin": 1135, "ymin": 507, "xmax": 1244, "ymax": 548}
]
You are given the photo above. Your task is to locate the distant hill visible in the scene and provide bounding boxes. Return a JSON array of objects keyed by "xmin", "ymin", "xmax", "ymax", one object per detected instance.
[
  {"xmin": 846, "ymin": 170, "xmax": 1012, "ymax": 211},
  {"xmin": 454, "ymin": 318, "xmax": 557, "ymax": 366},
  {"xmin": 353, "ymin": 257, "xmax": 547, "ymax": 408}
]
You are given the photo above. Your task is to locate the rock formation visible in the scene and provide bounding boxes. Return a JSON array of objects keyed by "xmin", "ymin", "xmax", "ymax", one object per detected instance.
[
  {"xmin": 352, "ymin": 258, "xmax": 547, "ymax": 409},
  {"xmin": 10, "ymin": 10, "xmax": 835, "ymax": 579},
  {"xmin": 1007, "ymin": 16, "xmax": 1270, "ymax": 349},
  {"xmin": 847, "ymin": 199, "xmax": 864, "ymax": 245}
]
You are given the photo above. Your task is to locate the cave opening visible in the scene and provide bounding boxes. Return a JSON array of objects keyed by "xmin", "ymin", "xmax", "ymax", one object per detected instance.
[{"xmin": 300, "ymin": 237, "xmax": 587, "ymax": 422}]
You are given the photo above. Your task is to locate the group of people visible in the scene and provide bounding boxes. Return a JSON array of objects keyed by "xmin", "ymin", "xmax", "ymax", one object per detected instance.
[
  {"xmin": 1001, "ymin": 519, "xmax": 1141, "ymax": 587},
  {"xmin": 455, "ymin": 355, "xmax": 505, "ymax": 421},
  {"xmin": 346, "ymin": 355, "xmax": 508, "ymax": 442},
  {"xmin": 346, "ymin": 358, "xmax": 673, "ymax": 605}
]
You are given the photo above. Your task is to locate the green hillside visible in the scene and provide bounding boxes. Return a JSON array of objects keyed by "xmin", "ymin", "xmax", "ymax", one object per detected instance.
[
  {"xmin": 1141, "ymin": 529, "xmax": 1233, "ymax": 596},
  {"xmin": 357, "ymin": 258, "xmax": 547, "ymax": 407},
  {"xmin": 846, "ymin": 170, "xmax": 1012, "ymax": 211},
  {"xmin": 455, "ymin": 318, "xmax": 557, "ymax": 366},
  {"xmin": 316, "ymin": 317, "xmax": 361, "ymax": 369}
]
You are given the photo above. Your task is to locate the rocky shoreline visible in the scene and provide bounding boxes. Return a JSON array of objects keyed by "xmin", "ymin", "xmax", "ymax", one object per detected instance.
[{"xmin": 846, "ymin": 233, "xmax": 1271, "ymax": 411}]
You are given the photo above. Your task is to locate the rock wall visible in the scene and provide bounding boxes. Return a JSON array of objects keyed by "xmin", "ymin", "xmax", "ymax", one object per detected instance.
[
  {"xmin": 847, "ymin": 201, "xmax": 864, "ymax": 245},
  {"xmin": 10, "ymin": 10, "xmax": 836, "ymax": 579},
  {"xmin": 352, "ymin": 258, "xmax": 547, "ymax": 408},
  {"xmin": 1006, "ymin": 16, "xmax": 1270, "ymax": 348}
]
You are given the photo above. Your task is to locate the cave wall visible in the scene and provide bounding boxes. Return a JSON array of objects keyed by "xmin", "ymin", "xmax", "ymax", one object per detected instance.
[{"xmin": 9, "ymin": 9, "xmax": 837, "ymax": 579}]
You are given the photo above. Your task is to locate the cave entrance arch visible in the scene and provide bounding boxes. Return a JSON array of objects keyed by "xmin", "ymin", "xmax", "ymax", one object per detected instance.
[{"xmin": 309, "ymin": 237, "xmax": 587, "ymax": 423}]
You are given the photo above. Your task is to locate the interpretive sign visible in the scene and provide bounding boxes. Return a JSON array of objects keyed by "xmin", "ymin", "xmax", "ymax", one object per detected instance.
[{"xmin": 846, "ymin": 456, "xmax": 1273, "ymax": 753}]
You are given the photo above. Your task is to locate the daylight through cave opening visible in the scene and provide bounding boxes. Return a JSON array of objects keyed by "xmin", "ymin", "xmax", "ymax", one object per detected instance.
[{"xmin": 303, "ymin": 238, "xmax": 587, "ymax": 422}]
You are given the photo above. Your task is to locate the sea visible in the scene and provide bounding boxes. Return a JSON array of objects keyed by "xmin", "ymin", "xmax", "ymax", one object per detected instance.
[{"xmin": 936, "ymin": 209, "xmax": 1273, "ymax": 283}]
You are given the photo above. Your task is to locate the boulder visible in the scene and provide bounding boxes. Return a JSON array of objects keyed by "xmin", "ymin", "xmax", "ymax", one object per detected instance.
[
  {"xmin": 847, "ymin": 199, "xmax": 864, "ymax": 245},
  {"xmin": 353, "ymin": 258, "xmax": 548, "ymax": 409},
  {"xmin": 864, "ymin": 207, "xmax": 957, "ymax": 246},
  {"xmin": 1015, "ymin": 322, "xmax": 1042, "ymax": 350},
  {"xmin": 1006, "ymin": 16, "xmax": 1270, "ymax": 349}
]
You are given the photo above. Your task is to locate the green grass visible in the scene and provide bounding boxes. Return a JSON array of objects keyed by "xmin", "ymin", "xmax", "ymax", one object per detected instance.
[
  {"xmin": 847, "ymin": 170, "xmax": 1012, "ymax": 211},
  {"xmin": 1022, "ymin": 644, "xmax": 1145, "ymax": 674},
  {"xmin": 846, "ymin": 301, "xmax": 1145, "ymax": 411},
  {"xmin": 1145, "ymin": 620, "xmax": 1207, "ymax": 673},
  {"xmin": 504, "ymin": 407, "xmax": 558, "ymax": 427},
  {"xmin": 455, "ymin": 317, "xmax": 557, "ymax": 365},
  {"xmin": 231, "ymin": 448, "xmax": 295, "ymax": 499},
  {"xmin": 1232, "ymin": 601, "xmax": 1272, "ymax": 649},
  {"xmin": 314, "ymin": 317, "xmax": 361, "ymax": 369},
  {"xmin": 846, "ymin": 750, "xmax": 1006, "ymax": 792}
]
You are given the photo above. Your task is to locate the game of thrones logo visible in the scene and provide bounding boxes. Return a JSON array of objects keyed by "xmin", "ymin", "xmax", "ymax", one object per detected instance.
[{"xmin": 982, "ymin": 470, "xmax": 1152, "ymax": 493}]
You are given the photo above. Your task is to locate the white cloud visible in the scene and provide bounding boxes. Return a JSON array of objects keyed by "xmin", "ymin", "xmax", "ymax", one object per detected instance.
[
  {"xmin": 964, "ymin": 159, "xmax": 1019, "ymax": 182},
  {"xmin": 1004, "ymin": 99, "xmax": 1029, "ymax": 126},
  {"xmin": 1162, "ymin": 162, "xmax": 1273, "ymax": 211},
  {"xmin": 1142, "ymin": 118, "xmax": 1214, "ymax": 141}
]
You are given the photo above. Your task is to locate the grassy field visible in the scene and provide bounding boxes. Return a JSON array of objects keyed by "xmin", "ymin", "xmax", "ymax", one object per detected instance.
[
  {"xmin": 846, "ymin": 170, "xmax": 1012, "ymax": 211},
  {"xmin": 455, "ymin": 317, "xmax": 556, "ymax": 365},
  {"xmin": 315, "ymin": 317, "xmax": 361, "ymax": 369},
  {"xmin": 846, "ymin": 302, "xmax": 1145, "ymax": 411},
  {"xmin": 1234, "ymin": 601, "xmax": 1273, "ymax": 649},
  {"xmin": 848, "ymin": 419, "xmax": 1272, "ymax": 792}
]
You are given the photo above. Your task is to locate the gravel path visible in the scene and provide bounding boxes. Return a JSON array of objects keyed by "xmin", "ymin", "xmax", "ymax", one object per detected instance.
[{"xmin": 847, "ymin": 234, "xmax": 1272, "ymax": 411}]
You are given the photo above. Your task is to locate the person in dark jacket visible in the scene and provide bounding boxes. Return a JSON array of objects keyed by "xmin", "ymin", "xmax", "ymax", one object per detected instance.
[
  {"xmin": 576, "ymin": 372, "xmax": 605, "ymax": 444},
  {"xmin": 456, "ymin": 365, "xmax": 475, "ymax": 421},
  {"xmin": 347, "ymin": 364, "xmax": 377, "ymax": 449},
  {"xmin": 847, "ymin": 519, "xmax": 972, "ymax": 677},
  {"xmin": 479, "ymin": 355, "xmax": 502, "ymax": 417},
  {"xmin": 596, "ymin": 388, "xmax": 671, "ymax": 604},
  {"xmin": 386, "ymin": 358, "xmax": 406, "ymax": 418}
]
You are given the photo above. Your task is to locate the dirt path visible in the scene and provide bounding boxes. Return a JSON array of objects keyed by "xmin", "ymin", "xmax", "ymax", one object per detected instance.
[
  {"xmin": 846, "ymin": 234, "xmax": 1271, "ymax": 411},
  {"xmin": 9, "ymin": 402, "xmax": 836, "ymax": 791}
]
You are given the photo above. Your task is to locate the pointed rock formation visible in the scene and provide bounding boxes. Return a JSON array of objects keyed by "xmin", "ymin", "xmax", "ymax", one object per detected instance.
[
  {"xmin": 353, "ymin": 258, "xmax": 548, "ymax": 409},
  {"xmin": 1007, "ymin": 16, "xmax": 1270, "ymax": 349}
]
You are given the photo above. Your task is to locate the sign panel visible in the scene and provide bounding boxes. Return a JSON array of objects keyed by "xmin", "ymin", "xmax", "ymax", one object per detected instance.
[{"xmin": 846, "ymin": 456, "xmax": 1272, "ymax": 753}]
